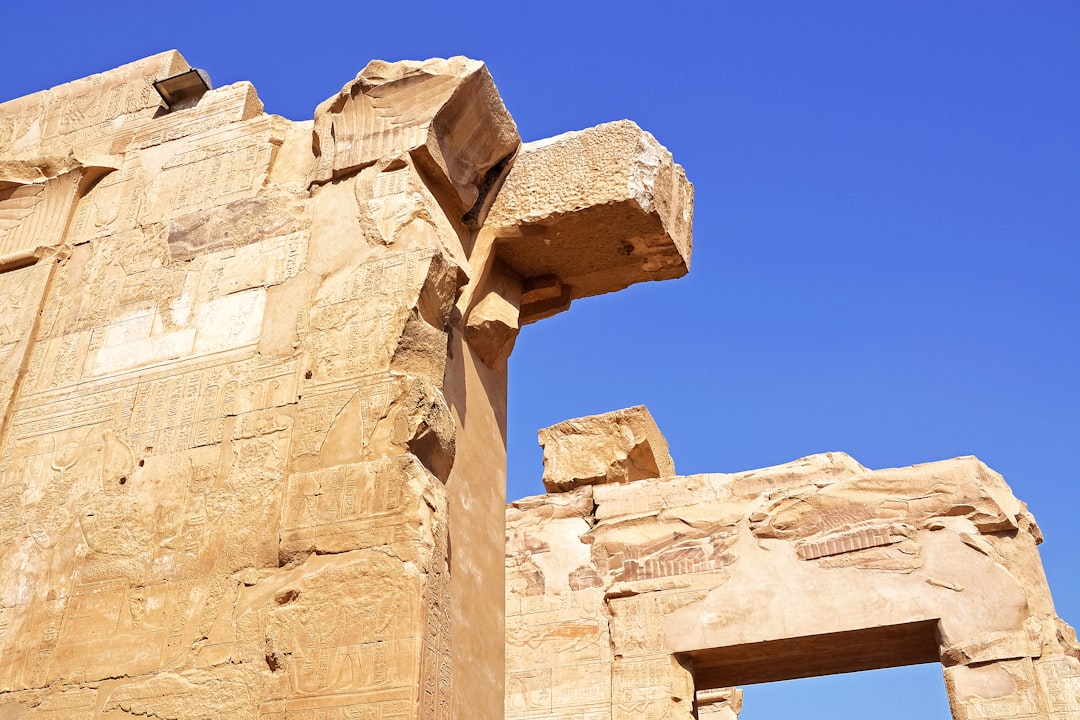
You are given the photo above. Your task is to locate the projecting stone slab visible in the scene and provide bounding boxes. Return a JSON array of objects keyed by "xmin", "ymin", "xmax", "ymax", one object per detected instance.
[
  {"xmin": 485, "ymin": 120, "xmax": 693, "ymax": 323},
  {"xmin": 538, "ymin": 405, "xmax": 675, "ymax": 493}
]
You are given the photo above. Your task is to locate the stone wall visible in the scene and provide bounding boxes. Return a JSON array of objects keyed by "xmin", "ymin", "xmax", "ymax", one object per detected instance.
[{"xmin": 0, "ymin": 53, "xmax": 692, "ymax": 719}]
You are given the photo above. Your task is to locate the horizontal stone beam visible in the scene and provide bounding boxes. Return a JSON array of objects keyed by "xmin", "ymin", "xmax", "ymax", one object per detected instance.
[{"xmin": 484, "ymin": 120, "xmax": 693, "ymax": 324}]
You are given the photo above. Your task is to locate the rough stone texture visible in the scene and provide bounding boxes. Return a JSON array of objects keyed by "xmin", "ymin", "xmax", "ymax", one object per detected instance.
[
  {"xmin": 506, "ymin": 414, "xmax": 1080, "ymax": 719},
  {"xmin": 538, "ymin": 405, "xmax": 675, "ymax": 493},
  {"xmin": 480, "ymin": 120, "xmax": 694, "ymax": 325},
  {"xmin": 311, "ymin": 56, "xmax": 520, "ymax": 220},
  {"xmin": 0, "ymin": 54, "xmax": 693, "ymax": 720}
]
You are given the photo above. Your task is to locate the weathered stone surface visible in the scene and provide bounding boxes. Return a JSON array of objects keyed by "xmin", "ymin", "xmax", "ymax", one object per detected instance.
[
  {"xmin": 0, "ymin": 51, "xmax": 190, "ymax": 160},
  {"xmin": 696, "ymin": 687, "xmax": 742, "ymax": 720},
  {"xmin": 484, "ymin": 120, "xmax": 694, "ymax": 323},
  {"xmin": 0, "ymin": 53, "xmax": 694, "ymax": 720},
  {"xmin": 507, "ymin": 414, "xmax": 1080, "ymax": 720},
  {"xmin": 464, "ymin": 260, "xmax": 522, "ymax": 367},
  {"xmin": 538, "ymin": 405, "xmax": 675, "ymax": 492},
  {"xmin": 311, "ymin": 56, "xmax": 520, "ymax": 218}
]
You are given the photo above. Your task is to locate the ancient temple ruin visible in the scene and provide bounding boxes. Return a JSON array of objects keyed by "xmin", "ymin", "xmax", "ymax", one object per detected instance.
[
  {"xmin": 506, "ymin": 408, "xmax": 1080, "ymax": 719},
  {"xmin": 0, "ymin": 51, "xmax": 1075, "ymax": 720}
]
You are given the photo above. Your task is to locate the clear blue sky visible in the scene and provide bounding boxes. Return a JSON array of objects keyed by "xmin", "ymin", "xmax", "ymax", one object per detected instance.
[{"xmin": 3, "ymin": 2, "xmax": 1077, "ymax": 717}]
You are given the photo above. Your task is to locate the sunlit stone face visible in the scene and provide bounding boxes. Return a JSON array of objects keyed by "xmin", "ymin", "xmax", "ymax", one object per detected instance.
[{"xmin": 0, "ymin": 52, "xmax": 697, "ymax": 720}]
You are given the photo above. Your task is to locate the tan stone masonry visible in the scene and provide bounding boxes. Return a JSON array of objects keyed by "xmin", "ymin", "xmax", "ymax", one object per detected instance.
[
  {"xmin": 0, "ymin": 52, "xmax": 691, "ymax": 720},
  {"xmin": 506, "ymin": 409, "xmax": 1080, "ymax": 720}
]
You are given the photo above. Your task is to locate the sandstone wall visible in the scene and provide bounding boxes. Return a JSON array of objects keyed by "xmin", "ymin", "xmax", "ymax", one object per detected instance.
[{"xmin": 0, "ymin": 53, "xmax": 693, "ymax": 720}]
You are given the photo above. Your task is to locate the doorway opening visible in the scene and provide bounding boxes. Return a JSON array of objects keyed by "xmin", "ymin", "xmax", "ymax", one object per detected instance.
[
  {"xmin": 731, "ymin": 663, "xmax": 950, "ymax": 720},
  {"xmin": 685, "ymin": 620, "xmax": 951, "ymax": 719}
]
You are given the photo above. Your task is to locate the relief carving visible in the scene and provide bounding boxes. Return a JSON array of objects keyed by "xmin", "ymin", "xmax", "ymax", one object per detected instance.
[{"xmin": 0, "ymin": 52, "xmax": 695, "ymax": 720}]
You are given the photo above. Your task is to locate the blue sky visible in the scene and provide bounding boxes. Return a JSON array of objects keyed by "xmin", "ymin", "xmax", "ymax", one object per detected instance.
[{"xmin": 3, "ymin": 2, "xmax": 1077, "ymax": 717}]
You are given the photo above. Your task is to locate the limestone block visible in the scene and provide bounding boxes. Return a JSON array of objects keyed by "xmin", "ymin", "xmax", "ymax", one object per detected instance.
[
  {"xmin": 0, "ymin": 261, "xmax": 51, "ymax": 439},
  {"xmin": 139, "ymin": 115, "xmax": 284, "ymax": 224},
  {"xmin": 484, "ymin": 120, "xmax": 694, "ymax": 323},
  {"xmin": 278, "ymin": 454, "xmax": 445, "ymax": 563},
  {"xmin": 612, "ymin": 654, "xmax": 696, "ymax": 720},
  {"xmin": 311, "ymin": 56, "xmax": 520, "ymax": 216},
  {"xmin": 107, "ymin": 81, "xmax": 265, "ymax": 154},
  {"xmin": 0, "ymin": 686, "xmax": 97, "ymax": 718},
  {"xmin": 697, "ymin": 687, "xmax": 743, "ymax": 720},
  {"xmin": 0, "ymin": 154, "xmax": 121, "ymax": 268},
  {"xmin": 165, "ymin": 190, "xmax": 309, "ymax": 262},
  {"xmin": 539, "ymin": 405, "xmax": 675, "ymax": 492}
]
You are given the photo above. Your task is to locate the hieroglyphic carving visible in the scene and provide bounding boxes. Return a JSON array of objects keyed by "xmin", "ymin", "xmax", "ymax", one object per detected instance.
[
  {"xmin": 4, "ymin": 50, "xmax": 706, "ymax": 720},
  {"xmin": 0, "ymin": 183, "xmax": 45, "ymax": 256},
  {"xmin": 154, "ymin": 119, "xmax": 278, "ymax": 219},
  {"xmin": 111, "ymin": 82, "xmax": 264, "ymax": 153},
  {"xmin": 0, "ymin": 686, "xmax": 96, "ymax": 719},
  {"xmin": 953, "ymin": 661, "xmax": 1043, "ymax": 720},
  {"xmin": 262, "ymin": 695, "xmax": 414, "ymax": 720},
  {"xmin": 419, "ymin": 505, "xmax": 452, "ymax": 720},
  {"xmin": 608, "ymin": 591, "xmax": 707, "ymax": 658},
  {"xmin": 70, "ymin": 160, "xmax": 144, "ymax": 244},
  {"xmin": 513, "ymin": 444, "xmax": 1080, "ymax": 720},
  {"xmin": 0, "ymin": 261, "xmax": 51, "ymax": 430},
  {"xmin": 258, "ymin": 548, "xmax": 439, "ymax": 718},
  {"xmin": 0, "ymin": 94, "xmax": 45, "ymax": 154},
  {"xmin": 605, "ymin": 535, "xmax": 734, "ymax": 583},
  {"xmin": 291, "ymin": 375, "xmax": 397, "ymax": 464},
  {"xmin": 214, "ymin": 230, "xmax": 308, "ymax": 295},
  {"xmin": 355, "ymin": 162, "xmax": 454, "ymax": 258},
  {"xmin": 612, "ymin": 656, "xmax": 688, "ymax": 720},
  {"xmin": 279, "ymin": 456, "xmax": 423, "ymax": 558},
  {"xmin": 305, "ymin": 248, "xmax": 438, "ymax": 385},
  {"xmin": 0, "ymin": 52, "xmax": 187, "ymax": 160},
  {"xmin": 0, "ymin": 437, "xmax": 241, "ymax": 688},
  {"xmin": 54, "ymin": 77, "xmax": 161, "ymax": 144},
  {"xmin": 794, "ymin": 524, "xmax": 904, "ymax": 561},
  {"xmin": 1036, "ymin": 658, "xmax": 1080, "ymax": 719},
  {"xmin": 310, "ymin": 57, "xmax": 519, "ymax": 214},
  {"xmin": 505, "ymin": 583, "xmax": 612, "ymax": 720},
  {"xmin": 0, "ymin": 163, "xmax": 104, "ymax": 266},
  {"xmin": 11, "ymin": 353, "xmax": 298, "ymax": 455}
]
